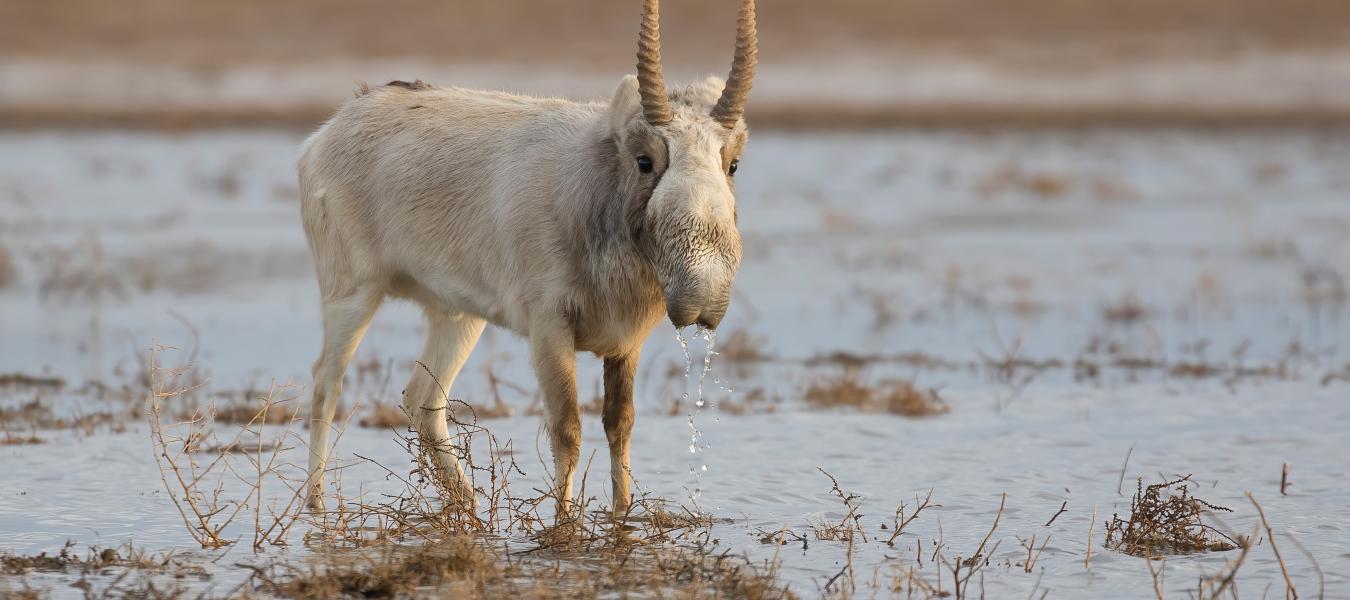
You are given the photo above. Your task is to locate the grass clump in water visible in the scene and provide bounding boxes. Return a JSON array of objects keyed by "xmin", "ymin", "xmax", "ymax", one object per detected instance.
[
  {"xmin": 1105, "ymin": 476, "xmax": 1239, "ymax": 557},
  {"xmin": 257, "ymin": 538, "xmax": 495, "ymax": 599},
  {"xmin": 804, "ymin": 373, "xmax": 948, "ymax": 417}
]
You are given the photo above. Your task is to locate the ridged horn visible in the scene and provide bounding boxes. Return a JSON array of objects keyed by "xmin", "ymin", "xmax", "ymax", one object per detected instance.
[
  {"xmin": 636, "ymin": 0, "xmax": 672, "ymax": 125},
  {"xmin": 709, "ymin": 0, "xmax": 757, "ymax": 128}
]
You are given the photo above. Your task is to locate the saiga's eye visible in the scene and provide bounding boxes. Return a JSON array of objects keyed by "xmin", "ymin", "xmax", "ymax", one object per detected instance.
[
  {"xmin": 636, "ymin": 155, "xmax": 654, "ymax": 174},
  {"xmin": 728, "ymin": 159, "xmax": 739, "ymax": 176}
]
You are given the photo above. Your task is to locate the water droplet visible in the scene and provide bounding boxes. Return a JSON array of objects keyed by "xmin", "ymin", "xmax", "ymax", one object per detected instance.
[{"xmin": 677, "ymin": 324, "xmax": 719, "ymax": 506}]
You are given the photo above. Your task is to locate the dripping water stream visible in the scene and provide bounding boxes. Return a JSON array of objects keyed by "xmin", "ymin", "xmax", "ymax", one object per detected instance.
[{"xmin": 675, "ymin": 325, "xmax": 718, "ymax": 505}]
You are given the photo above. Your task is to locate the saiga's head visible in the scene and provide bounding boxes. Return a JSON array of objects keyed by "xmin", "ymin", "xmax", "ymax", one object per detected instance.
[{"xmin": 609, "ymin": 0, "xmax": 756, "ymax": 330}]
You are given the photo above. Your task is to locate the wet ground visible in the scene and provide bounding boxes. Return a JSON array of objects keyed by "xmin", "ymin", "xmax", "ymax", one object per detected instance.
[{"xmin": 1, "ymin": 127, "xmax": 1348, "ymax": 597}]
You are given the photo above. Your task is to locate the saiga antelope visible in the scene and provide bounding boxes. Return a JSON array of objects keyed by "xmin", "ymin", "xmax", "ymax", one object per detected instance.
[{"xmin": 300, "ymin": 0, "xmax": 756, "ymax": 516}]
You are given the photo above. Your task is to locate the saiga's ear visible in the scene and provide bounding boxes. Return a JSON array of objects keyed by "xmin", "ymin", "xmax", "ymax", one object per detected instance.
[
  {"xmin": 609, "ymin": 75, "xmax": 642, "ymax": 142},
  {"xmin": 693, "ymin": 76, "xmax": 726, "ymax": 109}
]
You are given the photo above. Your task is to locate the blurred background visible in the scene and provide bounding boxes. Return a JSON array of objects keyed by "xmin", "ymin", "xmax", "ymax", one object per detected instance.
[
  {"xmin": 3, "ymin": 3, "xmax": 1350, "ymax": 596},
  {"xmin": 4, "ymin": 0, "xmax": 1350, "ymax": 126}
]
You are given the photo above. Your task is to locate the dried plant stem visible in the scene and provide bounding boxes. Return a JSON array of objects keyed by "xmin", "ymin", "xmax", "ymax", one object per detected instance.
[
  {"xmin": 1204, "ymin": 523, "xmax": 1256, "ymax": 600},
  {"xmin": 1283, "ymin": 529, "xmax": 1324, "ymax": 600},
  {"xmin": 1118, "ymin": 444, "xmax": 1135, "ymax": 496},
  {"xmin": 815, "ymin": 467, "xmax": 867, "ymax": 542},
  {"xmin": 1021, "ymin": 533, "xmax": 1050, "ymax": 573},
  {"xmin": 886, "ymin": 489, "xmax": 935, "ymax": 546},
  {"xmin": 1085, "ymin": 505, "xmax": 1097, "ymax": 570},
  {"xmin": 146, "ymin": 345, "xmax": 243, "ymax": 548},
  {"xmin": 1146, "ymin": 554, "xmax": 1165, "ymax": 600},
  {"xmin": 1045, "ymin": 501, "xmax": 1068, "ymax": 527},
  {"xmin": 1247, "ymin": 492, "xmax": 1298, "ymax": 600},
  {"xmin": 971, "ymin": 493, "xmax": 1006, "ymax": 562}
]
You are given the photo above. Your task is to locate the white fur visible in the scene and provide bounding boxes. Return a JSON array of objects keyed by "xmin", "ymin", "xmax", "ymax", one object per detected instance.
[{"xmin": 300, "ymin": 74, "xmax": 748, "ymax": 515}]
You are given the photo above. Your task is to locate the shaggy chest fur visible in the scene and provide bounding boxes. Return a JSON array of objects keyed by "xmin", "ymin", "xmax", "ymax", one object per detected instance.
[{"xmin": 569, "ymin": 268, "xmax": 667, "ymax": 356}]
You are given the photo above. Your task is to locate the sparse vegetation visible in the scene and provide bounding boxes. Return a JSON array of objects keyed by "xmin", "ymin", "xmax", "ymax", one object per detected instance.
[
  {"xmin": 0, "ymin": 427, "xmax": 43, "ymax": 445},
  {"xmin": 1, "ymin": 540, "xmax": 208, "ymax": 599},
  {"xmin": 147, "ymin": 346, "xmax": 310, "ymax": 550},
  {"xmin": 976, "ymin": 165, "xmax": 1070, "ymax": 200},
  {"xmin": 804, "ymin": 373, "xmax": 948, "ymax": 417},
  {"xmin": 717, "ymin": 328, "xmax": 769, "ymax": 364},
  {"xmin": 2, "ymin": 112, "xmax": 1345, "ymax": 600},
  {"xmin": 136, "ymin": 345, "xmax": 795, "ymax": 599},
  {"xmin": 358, "ymin": 401, "xmax": 411, "ymax": 429},
  {"xmin": 811, "ymin": 468, "xmax": 867, "ymax": 542},
  {"xmin": 254, "ymin": 538, "xmax": 496, "ymax": 598},
  {"xmin": 0, "ymin": 373, "xmax": 65, "ymax": 388},
  {"xmin": 1105, "ymin": 476, "xmax": 1239, "ymax": 557},
  {"xmin": 1103, "ymin": 293, "xmax": 1149, "ymax": 324},
  {"xmin": 0, "ymin": 243, "xmax": 17, "ymax": 289},
  {"xmin": 34, "ymin": 236, "xmax": 311, "ymax": 302}
]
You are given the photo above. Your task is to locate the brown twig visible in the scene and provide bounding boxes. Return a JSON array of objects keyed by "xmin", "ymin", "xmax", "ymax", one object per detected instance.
[
  {"xmin": 1246, "ymin": 492, "xmax": 1297, "ymax": 600},
  {"xmin": 1085, "ymin": 505, "xmax": 1097, "ymax": 571},
  {"xmin": 968, "ymin": 493, "xmax": 1006, "ymax": 565},
  {"xmin": 1118, "ymin": 444, "xmax": 1135, "ymax": 496},
  {"xmin": 886, "ymin": 489, "xmax": 936, "ymax": 546},
  {"xmin": 814, "ymin": 467, "xmax": 867, "ymax": 543},
  {"xmin": 1044, "ymin": 501, "xmax": 1068, "ymax": 527},
  {"xmin": 1146, "ymin": 553, "xmax": 1165, "ymax": 600},
  {"xmin": 1020, "ymin": 533, "xmax": 1050, "ymax": 573},
  {"xmin": 1283, "ymin": 528, "xmax": 1324, "ymax": 600},
  {"xmin": 1202, "ymin": 523, "xmax": 1257, "ymax": 600}
]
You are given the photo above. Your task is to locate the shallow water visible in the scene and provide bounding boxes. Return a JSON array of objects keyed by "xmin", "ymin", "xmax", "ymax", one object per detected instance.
[{"xmin": 1, "ymin": 127, "xmax": 1348, "ymax": 597}]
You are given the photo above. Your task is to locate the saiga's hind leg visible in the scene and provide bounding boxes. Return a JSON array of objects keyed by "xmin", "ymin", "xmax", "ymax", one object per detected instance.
[
  {"xmin": 401, "ymin": 310, "xmax": 486, "ymax": 509},
  {"xmin": 306, "ymin": 287, "xmax": 381, "ymax": 510}
]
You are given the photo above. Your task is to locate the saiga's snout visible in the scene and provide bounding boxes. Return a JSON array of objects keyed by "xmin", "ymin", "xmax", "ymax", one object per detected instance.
[{"xmin": 662, "ymin": 227, "xmax": 740, "ymax": 330}]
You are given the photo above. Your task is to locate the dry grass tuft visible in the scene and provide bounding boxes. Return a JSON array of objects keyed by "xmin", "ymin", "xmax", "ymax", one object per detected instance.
[
  {"xmin": 138, "ymin": 345, "xmax": 795, "ymax": 598},
  {"xmin": 1090, "ymin": 176, "xmax": 1140, "ymax": 203},
  {"xmin": 256, "ymin": 538, "xmax": 495, "ymax": 599},
  {"xmin": 885, "ymin": 489, "xmax": 936, "ymax": 546},
  {"xmin": 0, "ymin": 427, "xmax": 44, "ymax": 445},
  {"xmin": 358, "ymin": 401, "xmax": 411, "ymax": 429},
  {"xmin": 804, "ymin": 373, "xmax": 948, "ymax": 417},
  {"xmin": 208, "ymin": 392, "xmax": 303, "ymax": 425},
  {"xmin": 34, "ymin": 237, "xmax": 312, "ymax": 303},
  {"xmin": 0, "ymin": 373, "xmax": 65, "ymax": 389},
  {"xmin": 0, "ymin": 545, "xmax": 81, "ymax": 575},
  {"xmin": 976, "ymin": 165, "xmax": 1071, "ymax": 200},
  {"xmin": 811, "ymin": 468, "xmax": 867, "ymax": 543},
  {"xmin": 36, "ymin": 236, "xmax": 124, "ymax": 302},
  {"xmin": 1105, "ymin": 476, "xmax": 1239, "ymax": 558},
  {"xmin": 1, "ymin": 541, "xmax": 204, "ymax": 578},
  {"xmin": 718, "ymin": 328, "xmax": 769, "ymax": 364},
  {"xmin": 0, "ymin": 397, "xmax": 50, "ymax": 427},
  {"xmin": 0, "ymin": 394, "xmax": 121, "ymax": 435},
  {"xmin": 1102, "ymin": 293, "xmax": 1149, "ymax": 324},
  {"xmin": 805, "ymin": 375, "xmax": 871, "ymax": 409},
  {"xmin": 147, "ymin": 346, "xmax": 310, "ymax": 550},
  {"xmin": 882, "ymin": 380, "xmax": 949, "ymax": 417},
  {"xmin": 718, "ymin": 387, "xmax": 779, "ymax": 415},
  {"xmin": 1, "ymin": 542, "xmax": 206, "ymax": 599},
  {"xmin": 0, "ymin": 244, "xmax": 17, "ymax": 290}
]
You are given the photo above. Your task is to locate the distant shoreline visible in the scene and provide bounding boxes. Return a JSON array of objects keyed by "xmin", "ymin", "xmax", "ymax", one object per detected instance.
[
  {"xmin": 5, "ymin": 49, "xmax": 1350, "ymax": 131},
  {"xmin": 7, "ymin": 104, "xmax": 1350, "ymax": 131}
]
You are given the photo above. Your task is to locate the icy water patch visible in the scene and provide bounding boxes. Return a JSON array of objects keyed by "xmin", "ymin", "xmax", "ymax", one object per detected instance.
[
  {"xmin": 1, "ymin": 127, "xmax": 1348, "ymax": 597},
  {"xmin": 2, "ymin": 380, "xmax": 1347, "ymax": 597}
]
